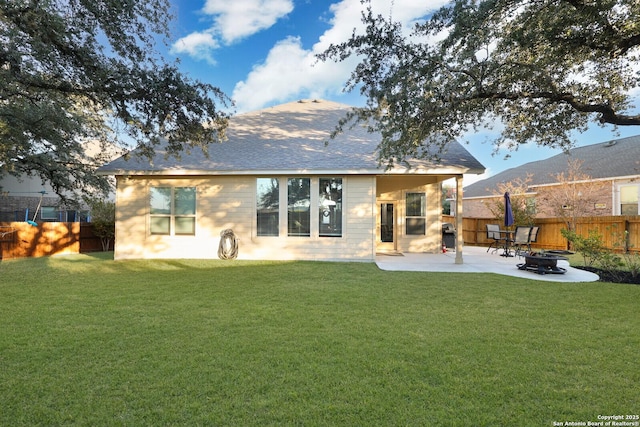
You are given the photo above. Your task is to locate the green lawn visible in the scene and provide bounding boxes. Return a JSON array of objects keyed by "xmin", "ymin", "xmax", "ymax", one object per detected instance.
[{"xmin": 1, "ymin": 253, "xmax": 638, "ymax": 426}]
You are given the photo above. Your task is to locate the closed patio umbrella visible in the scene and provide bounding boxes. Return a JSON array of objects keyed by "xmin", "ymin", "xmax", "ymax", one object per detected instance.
[{"xmin": 504, "ymin": 192, "xmax": 514, "ymax": 227}]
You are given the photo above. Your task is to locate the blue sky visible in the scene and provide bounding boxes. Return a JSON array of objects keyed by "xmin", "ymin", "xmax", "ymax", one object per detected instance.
[{"xmin": 163, "ymin": 0, "xmax": 640, "ymax": 184}]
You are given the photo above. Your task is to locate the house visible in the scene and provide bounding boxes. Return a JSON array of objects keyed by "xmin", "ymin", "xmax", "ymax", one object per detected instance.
[
  {"xmin": 0, "ymin": 174, "xmax": 66, "ymax": 222},
  {"xmin": 97, "ymin": 100, "xmax": 485, "ymax": 261},
  {"xmin": 1, "ymin": 140, "xmax": 118, "ymax": 222},
  {"xmin": 463, "ymin": 135, "xmax": 640, "ymax": 218}
]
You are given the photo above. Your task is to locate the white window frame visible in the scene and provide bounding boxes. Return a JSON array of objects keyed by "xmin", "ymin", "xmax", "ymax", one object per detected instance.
[
  {"xmin": 615, "ymin": 183, "xmax": 640, "ymax": 215},
  {"xmin": 405, "ymin": 192, "xmax": 427, "ymax": 235},
  {"xmin": 254, "ymin": 177, "xmax": 345, "ymax": 239},
  {"xmin": 149, "ymin": 186, "xmax": 197, "ymax": 236}
]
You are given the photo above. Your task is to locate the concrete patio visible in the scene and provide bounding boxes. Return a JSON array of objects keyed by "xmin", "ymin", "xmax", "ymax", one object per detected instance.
[{"xmin": 375, "ymin": 245, "xmax": 599, "ymax": 282}]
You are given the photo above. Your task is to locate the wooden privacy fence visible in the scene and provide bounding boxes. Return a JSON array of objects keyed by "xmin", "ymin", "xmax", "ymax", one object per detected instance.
[
  {"xmin": 3, "ymin": 217, "xmax": 639, "ymax": 259},
  {"xmin": 445, "ymin": 215, "xmax": 640, "ymax": 252},
  {"xmin": 0, "ymin": 222, "xmax": 111, "ymax": 260}
]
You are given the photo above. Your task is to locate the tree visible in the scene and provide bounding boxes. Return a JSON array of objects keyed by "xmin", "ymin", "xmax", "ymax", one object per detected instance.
[
  {"xmin": 86, "ymin": 198, "xmax": 115, "ymax": 252},
  {"xmin": 319, "ymin": 0, "xmax": 640, "ymax": 166},
  {"xmin": 536, "ymin": 159, "xmax": 606, "ymax": 231},
  {"xmin": 485, "ymin": 175, "xmax": 536, "ymax": 227},
  {"xmin": 0, "ymin": 0, "xmax": 230, "ymax": 203}
]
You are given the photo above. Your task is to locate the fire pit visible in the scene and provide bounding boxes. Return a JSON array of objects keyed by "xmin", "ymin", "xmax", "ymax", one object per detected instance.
[{"xmin": 517, "ymin": 252, "xmax": 568, "ymax": 275}]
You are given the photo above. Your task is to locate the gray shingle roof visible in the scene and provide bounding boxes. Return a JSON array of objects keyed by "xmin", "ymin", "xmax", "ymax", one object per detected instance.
[
  {"xmin": 464, "ymin": 134, "xmax": 640, "ymax": 198},
  {"xmin": 98, "ymin": 99, "xmax": 485, "ymax": 176}
]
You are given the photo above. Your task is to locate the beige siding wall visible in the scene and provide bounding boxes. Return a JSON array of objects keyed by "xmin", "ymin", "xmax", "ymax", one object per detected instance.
[
  {"xmin": 344, "ymin": 176, "xmax": 377, "ymax": 259},
  {"xmin": 114, "ymin": 175, "xmax": 376, "ymax": 261}
]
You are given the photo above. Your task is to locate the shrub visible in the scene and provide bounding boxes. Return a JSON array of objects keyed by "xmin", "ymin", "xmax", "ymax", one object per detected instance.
[
  {"xmin": 561, "ymin": 228, "xmax": 605, "ymax": 267},
  {"xmin": 87, "ymin": 199, "xmax": 115, "ymax": 251},
  {"xmin": 564, "ymin": 225, "xmax": 640, "ymax": 280},
  {"xmin": 609, "ymin": 226, "xmax": 640, "ymax": 278}
]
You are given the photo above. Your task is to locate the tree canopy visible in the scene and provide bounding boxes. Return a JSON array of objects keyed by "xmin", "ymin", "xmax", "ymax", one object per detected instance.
[
  {"xmin": 0, "ymin": 0, "xmax": 230, "ymax": 202},
  {"xmin": 320, "ymin": 0, "xmax": 640, "ymax": 166}
]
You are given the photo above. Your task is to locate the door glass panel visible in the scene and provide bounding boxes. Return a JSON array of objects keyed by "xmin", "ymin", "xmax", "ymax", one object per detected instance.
[{"xmin": 380, "ymin": 203, "xmax": 394, "ymax": 243}]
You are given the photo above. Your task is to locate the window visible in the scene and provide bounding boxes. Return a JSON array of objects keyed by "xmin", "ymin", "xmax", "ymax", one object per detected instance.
[
  {"xmin": 620, "ymin": 185, "xmax": 639, "ymax": 215},
  {"xmin": 41, "ymin": 207, "xmax": 58, "ymax": 220},
  {"xmin": 406, "ymin": 192, "xmax": 426, "ymax": 235},
  {"xmin": 319, "ymin": 178, "xmax": 342, "ymax": 237},
  {"xmin": 150, "ymin": 187, "xmax": 196, "ymax": 235},
  {"xmin": 256, "ymin": 177, "xmax": 344, "ymax": 238},
  {"xmin": 288, "ymin": 178, "xmax": 310, "ymax": 236},
  {"xmin": 257, "ymin": 178, "xmax": 279, "ymax": 236}
]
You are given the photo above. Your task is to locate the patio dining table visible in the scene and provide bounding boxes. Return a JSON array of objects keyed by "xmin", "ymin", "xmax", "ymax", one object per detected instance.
[{"xmin": 498, "ymin": 230, "xmax": 515, "ymax": 257}]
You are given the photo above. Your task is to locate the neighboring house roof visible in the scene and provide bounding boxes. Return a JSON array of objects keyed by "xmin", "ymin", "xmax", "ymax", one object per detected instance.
[
  {"xmin": 464, "ymin": 134, "xmax": 640, "ymax": 198},
  {"xmin": 98, "ymin": 99, "xmax": 485, "ymax": 176}
]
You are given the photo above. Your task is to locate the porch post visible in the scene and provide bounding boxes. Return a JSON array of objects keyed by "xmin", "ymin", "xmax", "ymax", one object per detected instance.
[{"xmin": 455, "ymin": 175, "xmax": 464, "ymax": 264}]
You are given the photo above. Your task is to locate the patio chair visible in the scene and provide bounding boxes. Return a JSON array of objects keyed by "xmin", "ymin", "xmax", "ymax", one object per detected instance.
[
  {"xmin": 526, "ymin": 226, "xmax": 539, "ymax": 252},
  {"xmin": 512, "ymin": 226, "xmax": 533, "ymax": 257},
  {"xmin": 486, "ymin": 224, "xmax": 506, "ymax": 253}
]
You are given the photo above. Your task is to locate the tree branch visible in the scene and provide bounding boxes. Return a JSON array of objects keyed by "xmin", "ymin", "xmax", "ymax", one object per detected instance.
[
  {"xmin": 468, "ymin": 90, "xmax": 640, "ymax": 125},
  {"xmin": 617, "ymin": 33, "xmax": 640, "ymax": 56}
]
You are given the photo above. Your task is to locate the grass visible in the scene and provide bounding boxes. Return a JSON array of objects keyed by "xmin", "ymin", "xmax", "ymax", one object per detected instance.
[{"xmin": 1, "ymin": 253, "xmax": 639, "ymax": 426}]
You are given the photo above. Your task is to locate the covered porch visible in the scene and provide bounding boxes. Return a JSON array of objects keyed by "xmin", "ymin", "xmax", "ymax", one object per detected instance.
[{"xmin": 375, "ymin": 174, "xmax": 466, "ymax": 264}]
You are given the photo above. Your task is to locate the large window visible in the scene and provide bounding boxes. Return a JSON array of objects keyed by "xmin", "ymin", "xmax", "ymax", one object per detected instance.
[
  {"xmin": 150, "ymin": 187, "xmax": 196, "ymax": 235},
  {"xmin": 257, "ymin": 178, "xmax": 279, "ymax": 236},
  {"xmin": 620, "ymin": 185, "xmax": 639, "ymax": 215},
  {"xmin": 256, "ymin": 177, "xmax": 344, "ymax": 238},
  {"xmin": 406, "ymin": 192, "xmax": 426, "ymax": 235},
  {"xmin": 288, "ymin": 178, "xmax": 311, "ymax": 236},
  {"xmin": 319, "ymin": 178, "xmax": 342, "ymax": 237}
]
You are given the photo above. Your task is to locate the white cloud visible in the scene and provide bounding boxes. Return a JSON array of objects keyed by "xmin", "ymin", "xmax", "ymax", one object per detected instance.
[
  {"xmin": 232, "ymin": 37, "xmax": 311, "ymax": 111},
  {"xmin": 202, "ymin": 0, "xmax": 294, "ymax": 44},
  {"xmin": 171, "ymin": 32, "xmax": 219, "ymax": 64},
  {"xmin": 232, "ymin": 0, "xmax": 449, "ymax": 112},
  {"xmin": 171, "ymin": 0, "xmax": 293, "ymax": 63},
  {"xmin": 232, "ymin": 36, "xmax": 357, "ymax": 112}
]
